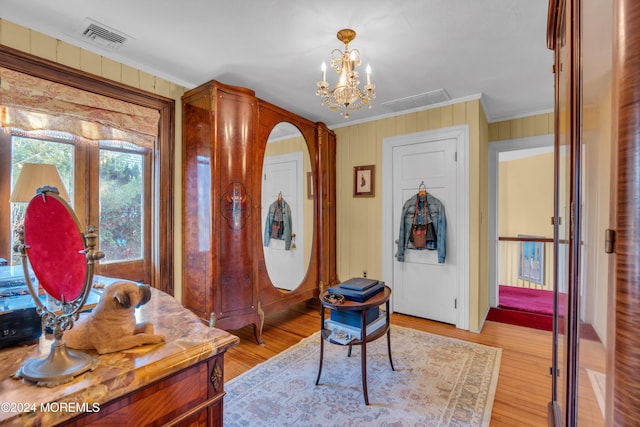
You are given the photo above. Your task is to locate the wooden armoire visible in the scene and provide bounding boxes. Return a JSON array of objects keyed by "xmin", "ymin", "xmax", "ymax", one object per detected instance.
[{"xmin": 181, "ymin": 80, "xmax": 338, "ymax": 343}]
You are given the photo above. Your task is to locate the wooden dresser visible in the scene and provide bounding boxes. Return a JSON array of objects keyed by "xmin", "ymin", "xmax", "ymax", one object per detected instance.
[{"xmin": 0, "ymin": 288, "xmax": 239, "ymax": 426}]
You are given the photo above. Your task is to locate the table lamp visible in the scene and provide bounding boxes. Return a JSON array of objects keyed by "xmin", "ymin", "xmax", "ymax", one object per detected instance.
[{"xmin": 10, "ymin": 163, "xmax": 71, "ymax": 203}]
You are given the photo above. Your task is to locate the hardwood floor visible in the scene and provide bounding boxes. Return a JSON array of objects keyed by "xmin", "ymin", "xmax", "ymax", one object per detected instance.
[{"xmin": 223, "ymin": 299, "xmax": 603, "ymax": 426}]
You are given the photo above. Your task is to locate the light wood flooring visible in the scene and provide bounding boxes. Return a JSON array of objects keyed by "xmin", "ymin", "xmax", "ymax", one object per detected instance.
[{"xmin": 223, "ymin": 299, "xmax": 604, "ymax": 426}]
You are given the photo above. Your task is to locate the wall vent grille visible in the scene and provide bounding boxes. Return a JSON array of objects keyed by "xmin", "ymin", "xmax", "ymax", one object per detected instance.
[{"xmin": 80, "ymin": 20, "xmax": 127, "ymax": 49}]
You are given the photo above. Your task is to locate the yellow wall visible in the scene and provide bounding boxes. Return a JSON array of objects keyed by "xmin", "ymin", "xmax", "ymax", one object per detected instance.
[
  {"xmin": 0, "ymin": 19, "xmax": 187, "ymax": 302},
  {"xmin": 334, "ymin": 101, "xmax": 489, "ymax": 331},
  {"xmin": 499, "ymin": 153, "xmax": 555, "ymax": 238},
  {"xmin": 488, "ymin": 113, "xmax": 554, "ymax": 141},
  {"xmin": 498, "ymin": 151, "xmax": 555, "ymax": 290}
]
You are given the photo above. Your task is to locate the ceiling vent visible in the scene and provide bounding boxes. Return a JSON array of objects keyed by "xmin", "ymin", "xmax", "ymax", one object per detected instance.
[
  {"xmin": 382, "ymin": 89, "xmax": 451, "ymax": 112},
  {"xmin": 79, "ymin": 19, "xmax": 128, "ymax": 49}
]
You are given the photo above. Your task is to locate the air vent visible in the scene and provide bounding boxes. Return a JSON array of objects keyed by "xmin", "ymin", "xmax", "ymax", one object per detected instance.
[
  {"xmin": 79, "ymin": 19, "xmax": 128, "ymax": 49},
  {"xmin": 382, "ymin": 89, "xmax": 451, "ymax": 112}
]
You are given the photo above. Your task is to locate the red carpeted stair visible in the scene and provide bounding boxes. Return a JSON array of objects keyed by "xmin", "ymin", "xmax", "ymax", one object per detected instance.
[
  {"xmin": 496, "ymin": 285, "xmax": 563, "ymax": 316},
  {"xmin": 487, "ymin": 306, "xmax": 554, "ymax": 331},
  {"xmin": 487, "ymin": 285, "xmax": 600, "ymax": 341}
]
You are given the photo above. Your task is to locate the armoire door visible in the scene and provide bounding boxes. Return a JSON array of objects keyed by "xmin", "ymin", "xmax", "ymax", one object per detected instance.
[
  {"xmin": 546, "ymin": 0, "xmax": 635, "ymax": 425},
  {"xmin": 608, "ymin": 1, "xmax": 640, "ymax": 425},
  {"xmin": 548, "ymin": 0, "xmax": 609, "ymax": 423},
  {"xmin": 214, "ymin": 89, "xmax": 258, "ymax": 323}
]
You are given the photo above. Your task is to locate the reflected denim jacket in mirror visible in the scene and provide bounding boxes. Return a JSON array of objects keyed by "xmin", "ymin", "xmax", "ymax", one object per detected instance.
[{"xmin": 263, "ymin": 199, "xmax": 293, "ymax": 250}]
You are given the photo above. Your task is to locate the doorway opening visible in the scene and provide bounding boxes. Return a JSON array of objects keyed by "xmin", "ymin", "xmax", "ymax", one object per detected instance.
[{"xmin": 488, "ymin": 135, "xmax": 558, "ymax": 330}]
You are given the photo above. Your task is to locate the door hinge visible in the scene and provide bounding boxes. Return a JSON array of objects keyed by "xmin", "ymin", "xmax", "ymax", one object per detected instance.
[
  {"xmin": 551, "ymin": 216, "xmax": 562, "ymax": 225},
  {"xmin": 454, "ymin": 152, "xmax": 458, "ymax": 162},
  {"xmin": 605, "ymin": 229, "xmax": 616, "ymax": 254},
  {"xmin": 454, "ymin": 298, "xmax": 457, "ymax": 309}
]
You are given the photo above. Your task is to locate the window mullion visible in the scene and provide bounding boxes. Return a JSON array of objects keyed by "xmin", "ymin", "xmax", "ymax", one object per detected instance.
[
  {"xmin": 72, "ymin": 143, "xmax": 89, "ymax": 229},
  {"xmin": 84, "ymin": 145, "xmax": 100, "ymax": 240},
  {"xmin": 0, "ymin": 132, "xmax": 12, "ymax": 261}
]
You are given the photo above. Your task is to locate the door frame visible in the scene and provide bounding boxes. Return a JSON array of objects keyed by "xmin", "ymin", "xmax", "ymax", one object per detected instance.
[
  {"xmin": 382, "ymin": 125, "xmax": 470, "ymax": 330},
  {"xmin": 488, "ymin": 134, "xmax": 554, "ymax": 308}
]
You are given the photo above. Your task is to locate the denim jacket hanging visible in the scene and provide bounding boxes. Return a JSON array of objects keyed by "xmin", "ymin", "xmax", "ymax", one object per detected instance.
[{"xmin": 396, "ymin": 193, "xmax": 447, "ymax": 263}]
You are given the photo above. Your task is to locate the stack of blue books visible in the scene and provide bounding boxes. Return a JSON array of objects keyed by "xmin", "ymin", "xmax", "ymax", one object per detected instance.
[
  {"xmin": 330, "ymin": 306, "xmax": 379, "ymax": 327},
  {"xmin": 327, "ymin": 277, "xmax": 384, "ymax": 303}
]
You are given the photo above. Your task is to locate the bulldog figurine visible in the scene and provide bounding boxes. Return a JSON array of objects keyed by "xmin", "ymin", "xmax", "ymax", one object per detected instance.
[{"xmin": 64, "ymin": 281, "xmax": 165, "ymax": 354}]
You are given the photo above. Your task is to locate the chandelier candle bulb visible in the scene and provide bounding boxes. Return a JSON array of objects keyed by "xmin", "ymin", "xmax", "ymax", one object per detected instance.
[
  {"xmin": 321, "ymin": 62, "xmax": 326, "ymax": 82},
  {"xmin": 367, "ymin": 65, "xmax": 371, "ymax": 85}
]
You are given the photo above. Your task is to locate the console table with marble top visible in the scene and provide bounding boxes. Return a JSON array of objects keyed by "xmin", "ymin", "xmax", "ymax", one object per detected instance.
[{"xmin": 0, "ymin": 286, "xmax": 239, "ymax": 426}]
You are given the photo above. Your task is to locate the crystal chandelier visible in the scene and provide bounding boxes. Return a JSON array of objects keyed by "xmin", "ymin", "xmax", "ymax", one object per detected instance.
[{"xmin": 316, "ymin": 29, "xmax": 376, "ymax": 118}]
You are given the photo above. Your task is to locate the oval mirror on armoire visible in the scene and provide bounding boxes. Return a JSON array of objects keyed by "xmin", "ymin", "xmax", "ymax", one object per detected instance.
[{"xmin": 261, "ymin": 121, "xmax": 313, "ymax": 292}]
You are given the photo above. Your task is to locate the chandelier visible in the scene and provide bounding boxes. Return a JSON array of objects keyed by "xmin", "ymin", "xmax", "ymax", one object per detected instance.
[{"xmin": 316, "ymin": 29, "xmax": 376, "ymax": 118}]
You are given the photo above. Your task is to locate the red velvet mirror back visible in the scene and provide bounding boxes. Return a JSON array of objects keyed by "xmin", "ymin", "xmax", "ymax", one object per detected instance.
[{"xmin": 24, "ymin": 193, "xmax": 86, "ymax": 302}]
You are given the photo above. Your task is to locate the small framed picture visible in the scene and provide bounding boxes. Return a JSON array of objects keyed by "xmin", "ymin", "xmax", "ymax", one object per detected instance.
[{"xmin": 353, "ymin": 165, "xmax": 375, "ymax": 197}]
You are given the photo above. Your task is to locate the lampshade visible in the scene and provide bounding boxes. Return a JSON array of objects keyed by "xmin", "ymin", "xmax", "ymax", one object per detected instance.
[{"xmin": 10, "ymin": 163, "xmax": 71, "ymax": 202}]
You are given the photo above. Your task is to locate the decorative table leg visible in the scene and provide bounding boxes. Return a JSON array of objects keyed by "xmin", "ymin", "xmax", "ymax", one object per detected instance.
[
  {"xmin": 386, "ymin": 300, "xmax": 394, "ymax": 371},
  {"xmin": 361, "ymin": 309, "xmax": 369, "ymax": 405},
  {"xmin": 361, "ymin": 339, "xmax": 369, "ymax": 405},
  {"xmin": 387, "ymin": 328, "xmax": 395, "ymax": 371},
  {"xmin": 315, "ymin": 308, "xmax": 325, "ymax": 385}
]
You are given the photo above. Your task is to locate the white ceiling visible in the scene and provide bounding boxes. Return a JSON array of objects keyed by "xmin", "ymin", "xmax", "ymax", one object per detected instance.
[{"xmin": 0, "ymin": 0, "xmax": 555, "ymax": 128}]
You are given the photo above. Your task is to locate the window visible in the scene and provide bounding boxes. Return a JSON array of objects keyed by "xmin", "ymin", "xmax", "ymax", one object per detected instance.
[
  {"xmin": 9, "ymin": 134, "xmax": 74, "ymax": 265},
  {"xmin": 6, "ymin": 131, "xmax": 151, "ymax": 283},
  {"xmin": 0, "ymin": 45, "xmax": 174, "ymax": 294},
  {"xmin": 99, "ymin": 146, "xmax": 145, "ymax": 263}
]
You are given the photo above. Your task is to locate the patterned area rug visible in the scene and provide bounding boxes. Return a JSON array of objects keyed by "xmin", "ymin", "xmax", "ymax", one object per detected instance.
[{"xmin": 225, "ymin": 325, "xmax": 502, "ymax": 427}]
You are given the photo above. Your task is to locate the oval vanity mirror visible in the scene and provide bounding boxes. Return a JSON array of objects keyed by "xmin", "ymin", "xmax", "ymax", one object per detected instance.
[
  {"xmin": 24, "ymin": 193, "xmax": 87, "ymax": 302},
  {"xmin": 262, "ymin": 122, "xmax": 313, "ymax": 291}
]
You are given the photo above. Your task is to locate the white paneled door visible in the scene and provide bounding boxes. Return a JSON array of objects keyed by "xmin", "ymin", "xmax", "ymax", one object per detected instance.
[
  {"xmin": 262, "ymin": 152, "xmax": 304, "ymax": 291},
  {"xmin": 389, "ymin": 133, "xmax": 460, "ymax": 325}
]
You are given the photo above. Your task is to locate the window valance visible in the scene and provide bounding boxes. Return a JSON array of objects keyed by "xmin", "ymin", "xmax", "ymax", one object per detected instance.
[{"xmin": 0, "ymin": 67, "xmax": 159, "ymax": 149}]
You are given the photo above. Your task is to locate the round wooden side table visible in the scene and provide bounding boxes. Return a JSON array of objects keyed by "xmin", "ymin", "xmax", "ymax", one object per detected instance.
[{"xmin": 315, "ymin": 285, "xmax": 394, "ymax": 405}]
